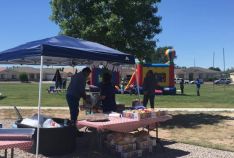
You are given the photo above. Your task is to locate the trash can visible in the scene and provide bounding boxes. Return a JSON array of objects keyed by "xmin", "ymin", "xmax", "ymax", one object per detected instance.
[{"xmin": 15, "ymin": 118, "xmax": 76, "ymax": 156}]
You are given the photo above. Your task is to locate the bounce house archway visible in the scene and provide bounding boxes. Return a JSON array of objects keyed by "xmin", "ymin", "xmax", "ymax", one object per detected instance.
[{"xmin": 125, "ymin": 49, "xmax": 176, "ymax": 95}]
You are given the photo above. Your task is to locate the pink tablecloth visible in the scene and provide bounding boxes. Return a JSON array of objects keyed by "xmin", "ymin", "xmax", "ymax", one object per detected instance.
[
  {"xmin": 0, "ymin": 141, "xmax": 33, "ymax": 150},
  {"xmin": 0, "ymin": 134, "xmax": 32, "ymax": 141},
  {"xmin": 77, "ymin": 115, "xmax": 172, "ymax": 133}
]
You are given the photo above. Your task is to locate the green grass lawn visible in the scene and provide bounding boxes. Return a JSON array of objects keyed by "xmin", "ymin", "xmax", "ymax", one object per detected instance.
[
  {"xmin": 0, "ymin": 82, "xmax": 234, "ymax": 108},
  {"xmin": 0, "ymin": 82, "xmax": 234, "ymax": 152}
]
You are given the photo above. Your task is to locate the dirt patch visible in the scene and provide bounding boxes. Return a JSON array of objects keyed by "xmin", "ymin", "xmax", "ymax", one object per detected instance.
[
  {"xmin": 1, "ymin": 109, "xmax": 234, "ymax": 152},
  {"xmin": 0, "ymin": 109, "xmax": 71, "ymax": 120},
  {"xmin": 159, "ymin": 111, "xmax": 234, "ymax": 152}
]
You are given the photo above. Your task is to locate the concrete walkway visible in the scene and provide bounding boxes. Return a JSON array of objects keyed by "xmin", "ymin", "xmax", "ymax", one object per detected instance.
[{"xmin": 0, "ymin": 106, "xmax": 234, "ymax": 111}]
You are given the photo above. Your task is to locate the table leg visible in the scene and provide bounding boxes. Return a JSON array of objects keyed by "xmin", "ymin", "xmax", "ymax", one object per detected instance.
[
  {"xmin": 155, "ymin": 123, "xmax": 164, "ymax": 150},
  {"xmin": 4, "ymin": 149, "xmax": 7, "ymax": 158},
  {"xmin": 10, "ymin": 148, "xmax": 14, "ymax": 158},
  {"xmin": 96, "ymin": 131, "xmax": 103, "ymax": 151}
]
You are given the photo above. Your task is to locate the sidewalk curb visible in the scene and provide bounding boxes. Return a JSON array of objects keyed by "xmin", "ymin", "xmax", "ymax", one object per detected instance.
[
  {"xmin": 0, "ymin": 106, "xmax": 68, "ymax": 110},
  {"xmin": 158, "ymin": 108, "xmax": 234, "ymax": 112},
  {"xmin": 0, "ymin": 106, "xmax": 234, "ymax": 112}
]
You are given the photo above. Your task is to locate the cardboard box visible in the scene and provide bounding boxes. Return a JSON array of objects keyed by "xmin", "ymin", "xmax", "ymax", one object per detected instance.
[
  {"xmin": 121, "ymin": 150, "xmax": 143, "ymax": 158},
  {"xmin": 116, "ymin": 143, "xmax": 136, "ymax": 152}
]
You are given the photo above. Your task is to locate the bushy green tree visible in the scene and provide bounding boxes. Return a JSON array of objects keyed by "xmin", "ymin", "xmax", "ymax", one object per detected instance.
[
  {"xmin": 50, "ymin": 0, "xmax": 162, "ymax": 62},
  {"xmin": 208, "ymin": 67, "xmax": 221, "ymax": 71},
  {"xmin": 19, "ymin": 73, "xmax": 28, "ymax": 82},
  {"xmin": 145, "ymin": 46, "xmax": 173, "ymax": 63}
]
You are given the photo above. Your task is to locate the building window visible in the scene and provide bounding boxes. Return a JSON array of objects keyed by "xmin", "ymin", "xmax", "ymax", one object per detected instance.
[
  {"xmin": 198, "ymin": 73, "xmax": 203, "ymax": 79},
  {"xmin": 189, "ymin": 73, "xmax": 194, "ymax": 81},
  {"xmin": 29, "ymin": 74, "xmax": 35, "ymax": 80},
  {"xmin": 36, "ymin": 74, "xmax": 40, "ymax": 79},
  {"xmin": 0, "ymin": 74, "xmax": 5, "ymax": 79},
  {"xmin": 178, "ymin": 74, "xmax": 184, "ymax": 78},
  {"xmin": 12, "ymin": 74, "xmax": 17, "ymax": 79}
]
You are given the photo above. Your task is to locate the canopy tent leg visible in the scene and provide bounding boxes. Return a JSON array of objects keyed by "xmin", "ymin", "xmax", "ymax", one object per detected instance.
[
  {"xmin": 36, "ymin": 56, "xmax": 43, "ymax": 158},
  {"xmin": 135, "ymin": 64, "xmax": 141, "ymax": 102}
]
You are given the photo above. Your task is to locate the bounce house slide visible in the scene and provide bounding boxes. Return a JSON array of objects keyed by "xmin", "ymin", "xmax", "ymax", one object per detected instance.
[{"xmin": 124, "ymin": 71, "xmax": 136, "ymax": 90}]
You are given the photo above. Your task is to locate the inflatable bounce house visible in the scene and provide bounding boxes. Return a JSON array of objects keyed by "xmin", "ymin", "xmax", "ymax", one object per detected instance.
[{"xmin": 125, "ymin": 49, "xmax": 176, "ymax": 95}]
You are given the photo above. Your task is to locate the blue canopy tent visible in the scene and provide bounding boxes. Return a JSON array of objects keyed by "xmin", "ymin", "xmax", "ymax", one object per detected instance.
[
  {"xmin": 0, "ymin": 35, "xmax": 135, "ymax": 157},
  {"xmin": 0, "ymin": 35, "xmax": 135, "ymax": 65}
]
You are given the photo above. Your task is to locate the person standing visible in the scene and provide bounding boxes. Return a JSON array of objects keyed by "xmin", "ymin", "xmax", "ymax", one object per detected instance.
[
  {"xmin": 66, "ymin": 67, "xmax": 91, "ymax": 125},
  {"xmin": 195, "ymin": 78, "xmax": 201, "ymax": 96},
  {"xmin": 99, "ymin": 72, "xmax": 117, "ymax": 113},
  {"xmin": 142, "ymin": 70, "xmax": 157, "ymax": 108},
  {"xmin": 180, "ymin": 78, "xmax": 184, "ymax": 95}
]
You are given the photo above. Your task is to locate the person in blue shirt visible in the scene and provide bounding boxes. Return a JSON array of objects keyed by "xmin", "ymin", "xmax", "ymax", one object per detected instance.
[
  {"xmin": 195, "ymin": 78, "xmax": 201, "ymax": 96},
  {"xmin": 66, "ymin": 67, "xmax": 91, "ymax": 125},
  {"xmin": 99, "ymin": 72, "xmax": 117, "ymax": 113}
]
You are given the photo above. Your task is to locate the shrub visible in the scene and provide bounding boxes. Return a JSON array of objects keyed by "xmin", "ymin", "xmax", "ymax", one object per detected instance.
[{"xmin": 19, "ymin": 73, "xmax": 28, "ymax": 82}]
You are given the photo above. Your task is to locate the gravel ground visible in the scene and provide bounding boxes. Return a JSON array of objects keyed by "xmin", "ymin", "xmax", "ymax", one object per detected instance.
[{"xmin": 1, "ymin": 119, "xmax": 234, "ymax": 158}]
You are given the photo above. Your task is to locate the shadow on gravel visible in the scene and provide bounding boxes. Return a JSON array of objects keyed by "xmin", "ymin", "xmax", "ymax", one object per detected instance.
[
  {"xmin": 48, "ymin": 133, "xmax": 190, "ymax": 158},
  {"xmin": 161, "ymin": 113, "xmax": 233, "ymax": 129}
]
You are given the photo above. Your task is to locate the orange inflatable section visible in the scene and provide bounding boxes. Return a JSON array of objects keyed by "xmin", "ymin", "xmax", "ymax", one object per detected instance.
[{"xmin": 124, "ymin": 71, "xmax": 136, "ymax": 90}]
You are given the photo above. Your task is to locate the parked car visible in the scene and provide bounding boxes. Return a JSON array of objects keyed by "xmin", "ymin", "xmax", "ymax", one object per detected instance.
[
  {"xmin": 190, "ymin": 79, "xmax": 203, "ymax": 84},
  {"xmin": 189, "ymin": 80, "xmax": 195, "ymax": 84},
  {"xmin": 174, "ymin": 78, "xmax": 189, "ymax": 84},
  {"xmin": 214, "ymin": 78, "xmax": 231, "ymax": 84},
  {"xmin": 184, "ymin": 80, "xmax": 189, "ymax": 84},
  {"xmin": 174, "ymin": 78, "xmax": 182, "ymax": 84}
]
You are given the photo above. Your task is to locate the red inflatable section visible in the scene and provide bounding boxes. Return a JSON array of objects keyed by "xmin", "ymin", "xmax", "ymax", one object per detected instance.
[
  {"xmin": 136, "ymin": 64, "xmax": 143, "ymax": 86},
  {"xmin": 169, "ymin": 64, "xmax": 175, "ymax": 87}
]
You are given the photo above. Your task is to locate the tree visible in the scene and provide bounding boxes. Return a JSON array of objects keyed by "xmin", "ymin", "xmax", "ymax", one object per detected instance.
[
  {"xmin": 145, "ymin": 46, "xmax": 173, "ymax": 63},
  {"xmin": 208, "ymin": 67, "xmax": 221, "ymax": 72},
  {"xmin": 225, "ymin": 67, "xmax": 234, "ymax": 73},
  {"xmin": 50, "ymin": 0, "xmax": 162, "ymax": 62},
  {"xmin": 19, "ymin": 73, "xmax": 29, "ymax": 83}
]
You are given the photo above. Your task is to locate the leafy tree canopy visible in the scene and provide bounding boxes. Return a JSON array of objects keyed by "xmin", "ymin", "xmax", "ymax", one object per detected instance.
[
  {"xmin": 225, "ymin": 67, "xmax": 234, "ymax": 73},
  {"xmin": 145, "ymin": 46, "xmax": 173, "ymax": 63},
  {"xmin": 19, "ymin": 73, "xmax": 29, "ymax": 83},
  {"xmin": 208, "ymin": 67, "xmax": 221, "ymax": 72},
  {"xmin": 50, "ymin": 0, "xmax": 162, "ymax": 62}
]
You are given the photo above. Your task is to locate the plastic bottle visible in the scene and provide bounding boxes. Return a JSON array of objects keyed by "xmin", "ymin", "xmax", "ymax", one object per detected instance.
[{"xmin": 64, "ymin": 119, "xmax": 68, "ymax": 126}]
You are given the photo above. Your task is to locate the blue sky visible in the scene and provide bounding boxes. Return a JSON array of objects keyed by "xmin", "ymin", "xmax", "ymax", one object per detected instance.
[
  {"xmin": 0, "ymin": 0, "xmax": 233, "ymax": 70},
  {"xmin": 158, "ymin": 0, "xmax": 234, "ymax": 70}
]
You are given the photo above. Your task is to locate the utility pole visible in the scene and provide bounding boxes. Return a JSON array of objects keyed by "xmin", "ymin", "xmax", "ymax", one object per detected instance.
[
  {"xmin": 223, "ymin": 48, "xmax": 225, "ymax": 72},
  {"xmin": 213, "ymin": 52, "xmax": 215, "ymax": 68},
  {"xmin": 213, "ymin": 52, "xmax": 215, "ymax": 91},
  {"xmin": 194, "ymin": 57, "xmax": 196, "ymax": 67},
  {"xmin": 223, "ymin": 48, "xmax": 226, "ymax": 91}
]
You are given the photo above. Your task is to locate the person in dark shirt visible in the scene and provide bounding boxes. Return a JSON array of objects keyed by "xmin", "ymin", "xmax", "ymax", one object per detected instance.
[
  {"xmin": 142, "ymin": 70, "xmax": 157, "ymax": 108},
  {"xmin": 180, "ymin": 78, "xmax": 184, "ymax": 95},
  {"xmin": 66, "ymin": 67, "xmax": 91, "ymax": 125},
  {"xmin": 99, "ymin": 72, "xmax": 117, "ymax": 113}
]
